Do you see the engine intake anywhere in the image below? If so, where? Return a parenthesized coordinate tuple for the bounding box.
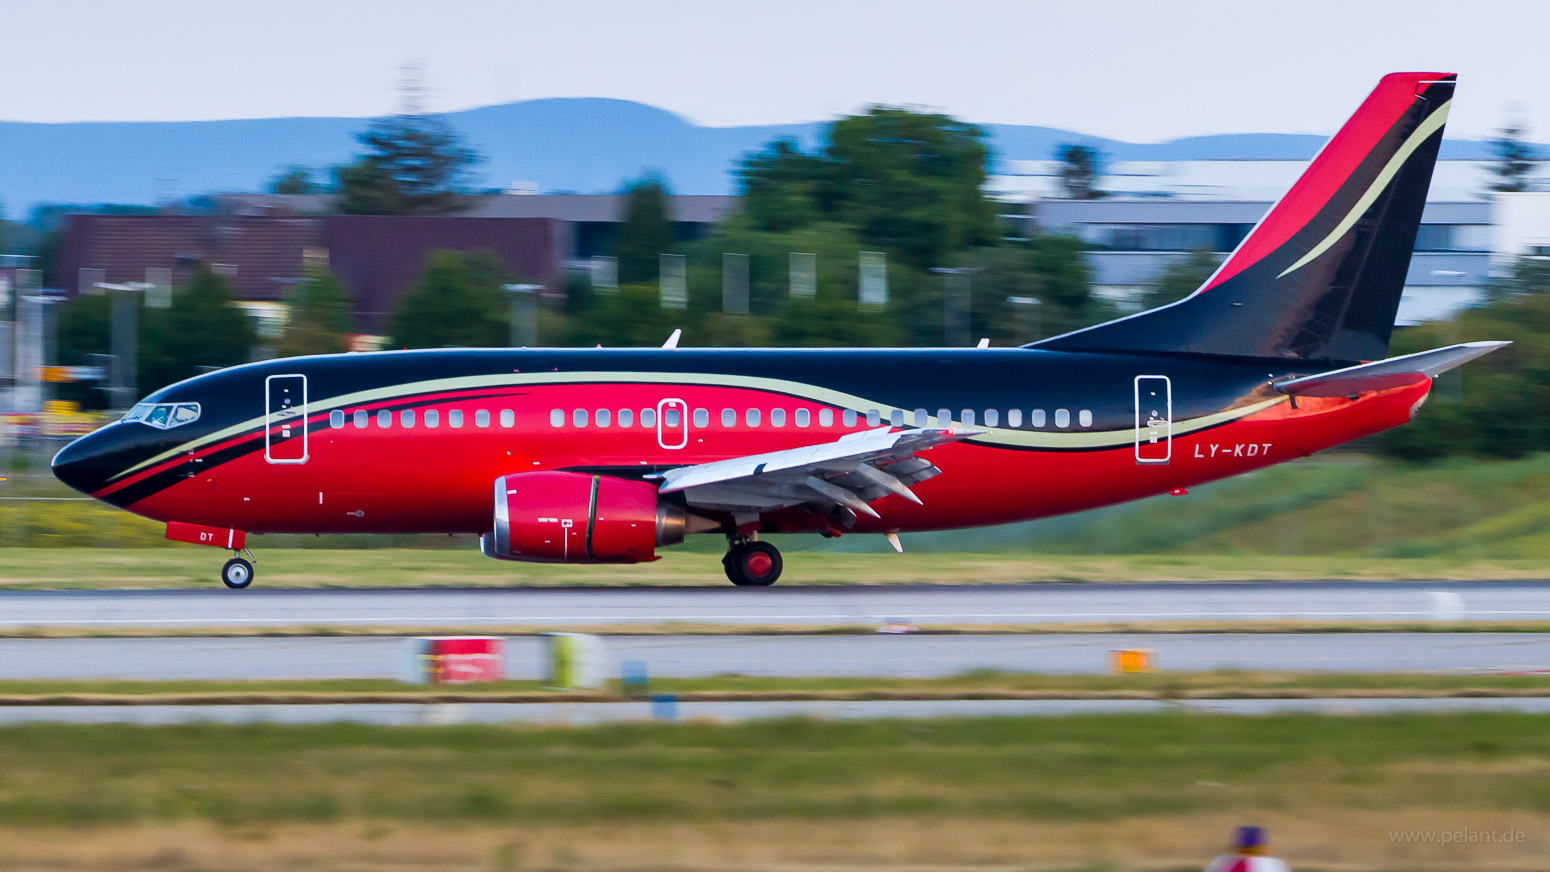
(480, 471, 686, 563)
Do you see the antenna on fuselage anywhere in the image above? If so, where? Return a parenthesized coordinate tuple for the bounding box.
(662, 329, 682, 350)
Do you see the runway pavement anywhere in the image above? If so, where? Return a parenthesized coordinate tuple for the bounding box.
(1, 581, 1548, 629)
(4, 632, 1550, 681)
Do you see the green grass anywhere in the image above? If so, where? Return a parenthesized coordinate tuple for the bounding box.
(1, 670, 1549, 701)
(0, 712, 1546, 828)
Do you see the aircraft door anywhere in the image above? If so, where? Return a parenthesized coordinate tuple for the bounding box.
(656, 398, 688, 450)
(1134, 375, 1171, 464)
(265, 374, 309, 464)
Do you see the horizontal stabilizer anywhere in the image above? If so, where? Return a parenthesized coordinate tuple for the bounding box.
(1273, 341, 1509, 398)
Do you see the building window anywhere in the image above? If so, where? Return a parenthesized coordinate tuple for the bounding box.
(353, 410, 368, 429)
(1007, 409, 1023, 428)
(796, 408, 811, 427)
(1079, 409, 1093, 428)
(722, 408, 736, 427)
(597, 409, 611, 428)
(572, 409, 587, 428)
(618, 408, 633, 428)
(985, 409, 999, 427)
(500, 409, 515, 428)
(449, 410, 463, 428)
(771, 408, 787, 428)
(425, 410, 439, 428)
(476, 410, 491, 428)
(693, 408, 708, 428)
(377, 410, 391, 428)
(746, 408, 761, 427)
(550, 409, 564, 428)
(1055, 409, 1071, 428)
(818, 408, 833, 427)
(1031, 409, 1046, 428)
(329, 409, 345, 429)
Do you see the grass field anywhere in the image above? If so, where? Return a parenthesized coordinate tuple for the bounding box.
(4, 546, 1550, 590)
(0, 713, 1546, 870)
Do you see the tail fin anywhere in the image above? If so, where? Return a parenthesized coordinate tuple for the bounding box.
(1032, 72, 1456, 363)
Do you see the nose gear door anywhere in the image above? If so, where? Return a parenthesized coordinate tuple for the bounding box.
(265, 374, 309, 464)
(1134, 375, 1171, 465)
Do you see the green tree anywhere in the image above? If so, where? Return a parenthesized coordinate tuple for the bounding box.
(616, 175, 674, 285)
(1485, 255, 1550, 301)
(55, 292, 113, 409)
(268, 166, 321, 195)
(739, 138, 825, 232)
(335, 111, 480, 215)
(139, 269, 257, 394)
(1140, 248, 1221, 311)
(387, 250, 508, 349)
(1488, 121, 1539, 193)
(277, 268, 353, 357)
(1056, 144, 1105, 200)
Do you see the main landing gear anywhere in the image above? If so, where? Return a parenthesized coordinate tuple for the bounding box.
(723, 537, 782, 587)
(221, 551, 256, 589)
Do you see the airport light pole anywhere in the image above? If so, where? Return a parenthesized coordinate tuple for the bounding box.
(502, 283, 543, 347)
(95, 281, 153, 411)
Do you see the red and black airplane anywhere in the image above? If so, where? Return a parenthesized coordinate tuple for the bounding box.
(53, 72, 1505, 588)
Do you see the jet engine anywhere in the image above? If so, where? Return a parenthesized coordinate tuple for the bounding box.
(480, 471, 689, 563)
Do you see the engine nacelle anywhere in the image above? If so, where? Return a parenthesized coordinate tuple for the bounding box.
(480, 471, 686, 563)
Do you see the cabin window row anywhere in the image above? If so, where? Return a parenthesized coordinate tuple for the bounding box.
(329, 406, 1096, 432)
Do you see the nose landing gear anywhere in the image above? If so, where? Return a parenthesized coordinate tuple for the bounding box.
(723, 537, 782, 587)
(221, 550, 256, 589)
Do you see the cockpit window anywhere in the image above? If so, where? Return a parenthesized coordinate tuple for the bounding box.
(122, 402, 201, 430)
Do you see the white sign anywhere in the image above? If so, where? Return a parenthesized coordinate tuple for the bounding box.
(790, 252, 816, 298)
(859, 251, 888, 306)
(659, 254, 687, 309)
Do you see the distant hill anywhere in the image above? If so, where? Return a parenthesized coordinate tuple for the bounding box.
(0, 97, 1522, 215)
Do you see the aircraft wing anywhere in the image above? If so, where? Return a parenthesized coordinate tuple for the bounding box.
(1273, 341, 1510, 398)
(654, 426, 977, 517)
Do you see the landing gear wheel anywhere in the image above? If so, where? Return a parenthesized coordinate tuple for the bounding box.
(724, 541, 782, 587)
(221, 557, 254, 590)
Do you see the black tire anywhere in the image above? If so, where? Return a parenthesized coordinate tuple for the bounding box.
(725, 541, 782, 587)
(221, 557, 254, 590)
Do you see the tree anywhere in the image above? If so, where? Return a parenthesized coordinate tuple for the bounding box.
(1488, 121, 1539, 193)
(55, 292, 112, 409)
(1056, 144, 1105, 200)
(1140, 248, 1221, 311)
(1485, 253, 1550, 302)
(616, 175, 674, 285)
(387, 250, 508, 349)
(276, 267, 353, 357)
(739, 138, 825, 232)
(268, 166, 321, 195)
(139, 269, 258, 394)
(335, 112, 480, 215)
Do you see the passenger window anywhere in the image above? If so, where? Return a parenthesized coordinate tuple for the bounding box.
(377, 410, 391, 428)
(353, 410, 368, 429)
(722, 408, 736, 427)
(618, 409, 633, 428)
(550, 409, 564, 428)
(889, 409, 904, 428)
(500, 410, 515, 428)
(572, 409, 587, 427)
(425, 410, 439, 428)
(960, 409, 976, 426)
(449, 410, 463, 428)
(1079, 409, 1093, 428)
(937, 409, 952, 427)
(914, 408, 928, 427)
(818, 408, 833, 427)
(1007, 409, 1023, 428)
(866, 409, 881, 427)
(1055, 409, 1071, 428)
(664, 408, 680, 427)
(843, 409, 857, 427)
(597, 409, 612, 428)
(746, 408, 761, 427)
(329, 409, 345, 429)
(796, 408, 811, 427)
(1031, 409, 1046, 428)
(476, 409, 491, 428)
(771, 408, 786, 428)
(641, 408, 656, 427)
(693, 408, 708, 428)
(985, 409, 999, 427)
(401, 409, 416, 428)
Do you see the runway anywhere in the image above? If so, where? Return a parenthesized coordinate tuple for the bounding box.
(1, 581, 1547, 629)
(4, 632, 1550, 681)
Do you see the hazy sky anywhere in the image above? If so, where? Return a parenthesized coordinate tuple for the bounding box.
(6, 0, 1547, 141)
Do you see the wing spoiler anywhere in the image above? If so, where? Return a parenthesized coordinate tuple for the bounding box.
(1273, 341, 1510, 398)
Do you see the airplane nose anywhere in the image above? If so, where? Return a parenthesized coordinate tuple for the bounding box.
(51, 429, 117, 495)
